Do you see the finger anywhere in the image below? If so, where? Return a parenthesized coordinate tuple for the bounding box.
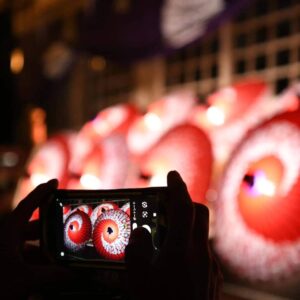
(208, 254, 223, 300)
(125, 227, 153, 268)
(24, 220, 40, 241)
(125, 227, 153, 300)
(164, 171, 194, 254)
(11, 179, 58, 227)
(188, 204, 212, 299)
(193, 203, 209, 253)
(167, 170, 192, 208)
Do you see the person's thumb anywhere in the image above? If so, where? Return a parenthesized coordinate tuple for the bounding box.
(125, 227, 153, 300)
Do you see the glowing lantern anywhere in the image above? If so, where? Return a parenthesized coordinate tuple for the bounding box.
(69, 130, 95, 177)
(64, 210, 92, 252)
(190, 80, 270, 164)
(273, 83, 300, 114)
(69, 104, 137, 174)
(121, 202, 130, 216)
(214, 109, 300, 281)
(13, 133, 73, 220)
(93, 209, 131, 260)
(141, 124, 213, 203)
(63, 205, 72, 222)
(207, 81, 267, 123)
(90, 202, 119, 225)
(68, 135, 129, 190)
(72, 145, 104, 189)
(127, 90, 196, 156)
(74, 205, 93, 217)
(27, 135, 71, 188)
(78, 103, 138, 142)
(92, 103, 138, 137)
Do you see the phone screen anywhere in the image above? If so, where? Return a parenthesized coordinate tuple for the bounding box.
(54, 192, 160, 263)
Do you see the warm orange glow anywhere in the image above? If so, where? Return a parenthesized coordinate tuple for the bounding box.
(30, 108, 47, 145)
(10, 48, 24, 74)
(238, 155, 283, 210)
(89, 56, 106, 71)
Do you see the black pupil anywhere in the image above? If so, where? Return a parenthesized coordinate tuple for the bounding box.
(139, 172, 151, 180)
(107, 227, 113, 234)
(243, 174, 255, 187)
(70, 224, 74, 230)
(101, 208, 106, 213)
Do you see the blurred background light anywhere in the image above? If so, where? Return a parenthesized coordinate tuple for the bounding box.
(144, 112, 162, 131)
(80, 173, 102, 189)
(206, 106, 225, 126)
(10, 48, 24, 74)
(1, 151, 19, 167)
(89, 56, 106, 72)
(30, 108, 47, 145)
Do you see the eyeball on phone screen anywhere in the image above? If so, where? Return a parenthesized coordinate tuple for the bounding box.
(55, 192, 161, 264)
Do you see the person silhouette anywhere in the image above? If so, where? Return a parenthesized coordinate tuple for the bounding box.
(125, 171, 222, 300)
(0, 171, 221, 299)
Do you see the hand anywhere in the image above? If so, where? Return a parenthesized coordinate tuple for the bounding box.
(0, 179, 73, 299)
(125, 170, 222, 300)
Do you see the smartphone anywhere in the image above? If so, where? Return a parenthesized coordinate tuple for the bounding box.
(41, 187, 167, 269)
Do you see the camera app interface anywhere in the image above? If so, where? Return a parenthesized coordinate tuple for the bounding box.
(57, 194, 158, 262)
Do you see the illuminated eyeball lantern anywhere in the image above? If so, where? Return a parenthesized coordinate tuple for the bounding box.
(189, 104, 211, 129)
(141, 124, 213, 204)
(93, 209, 131, 260)
(96, 135, 130, 188)
(214, 110, 300, 281)
(73, 205, 93, 217)
(127, 90, 196, 156)
(64, 210, 92, 252)
(27, 134, 71, 187)
(63, 205, 72, 222)
(121, 202, 130, 216)
(68, 145, 104, 189)
(68, 131, 94, 175)
(97, 137, 128, 188)
(91, 103, 139, 138)
(68, 135, 130, 190)
(273, 83, 300, 114)
(208, 80, 269, 124)
(90, 202, 119, 225)
(69, 104, 137, 174)
(13, 133, 73, 220)
(191, 80, 270, 164)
